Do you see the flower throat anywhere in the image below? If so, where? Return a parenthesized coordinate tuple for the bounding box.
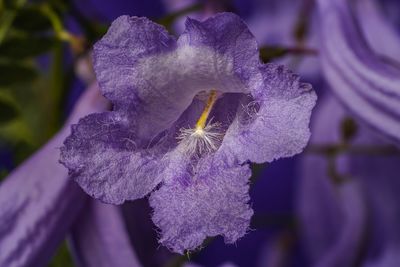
(177, 90, 224, 156)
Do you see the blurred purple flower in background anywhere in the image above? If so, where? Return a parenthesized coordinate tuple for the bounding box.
(297, 0, 400, 266)
(298, 93, 400, 267)
(0, 85, 110, 266)
(0, 84, 147, 267)
(317, 0, 400, 143)
(70, 200, 142, 267)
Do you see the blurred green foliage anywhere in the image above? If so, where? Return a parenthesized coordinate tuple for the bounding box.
(0, 35, 57, 59)
(0, 95, 18, 123)
(0, 1, 87, 265)
(13, 6, 53, 32)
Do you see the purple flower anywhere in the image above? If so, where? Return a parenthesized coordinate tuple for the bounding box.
(69, 200, 142, 267)
(297, 95, 367, 267)
(297, 1, 400, 265)
(0, 85, 110, 267)
(297, 93, 400, 267)
(60, 13, 316, 253)
(316, 0, 400, 144)
(0, 84, 149, 267)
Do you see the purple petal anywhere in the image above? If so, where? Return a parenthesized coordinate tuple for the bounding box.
(221, 64, 317, 163)
(69, 200, 142, 267)
(60, 111, 167, 204)
(93, 15, 176, 107)
(149, 153, 253, 254)
(93, 13, 257, 141)
(317, 0, 400, 143)
(0, 84, 108, 267)
(178, 12, 262, 90)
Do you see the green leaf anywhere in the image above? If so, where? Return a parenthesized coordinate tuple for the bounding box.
(0, 35, 57, 59)
(0, 63, 38, 86)
(0, 98, 18, 124)
(0, 0, 28, 44)
(12, 7, 53, 32)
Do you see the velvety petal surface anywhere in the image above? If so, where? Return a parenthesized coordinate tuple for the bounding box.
(149, 152, 253, 254)
(178, 12, 262, 91)
(93, 15, 176, 106)
(70, 200, 142, 267)
(317, 0, 400, 143)
(60, 111, 167, 204)
(94, 13, 262, 140)
(0, 84, 107, 267)
(221, 64, 316, 164)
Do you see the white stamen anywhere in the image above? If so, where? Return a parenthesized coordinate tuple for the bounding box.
(177, 121, 224, 157)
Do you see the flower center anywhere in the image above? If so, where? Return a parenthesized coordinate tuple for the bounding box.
(177, 90, 223, 156)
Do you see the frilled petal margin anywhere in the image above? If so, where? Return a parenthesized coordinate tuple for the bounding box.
(297, 95, 367, 267)
(0, 84, 108, 267)
(221, 64, 316, 164)
(317, 0, 400, 144)
(93, 13, 259, 141)
(69, 200, 142, 267)
(60, 111, 165, 204)
(149, 152, 253, 253)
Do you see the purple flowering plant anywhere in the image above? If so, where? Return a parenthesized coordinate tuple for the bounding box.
(60, 13, 316, 253)
(3, 0, 400, 266)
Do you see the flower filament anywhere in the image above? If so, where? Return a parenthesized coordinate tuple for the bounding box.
(177, 90, 223, 156)
(195, 90, 218, 130)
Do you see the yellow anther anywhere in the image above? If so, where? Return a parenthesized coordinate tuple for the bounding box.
(195, 90, 218, 130)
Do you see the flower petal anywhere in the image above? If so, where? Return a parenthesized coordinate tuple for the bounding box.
(317, 0, 400, 143)
(149, 153, 253, 254)
(93, 15, 176, 106)
(60, 111, 167, 204)
(69, 200, 142, 267)
(221, 64, 316, 164)
(0, 84, 107, 267)
(94, 13, 260, 141)
(178, 12, 262, 91)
